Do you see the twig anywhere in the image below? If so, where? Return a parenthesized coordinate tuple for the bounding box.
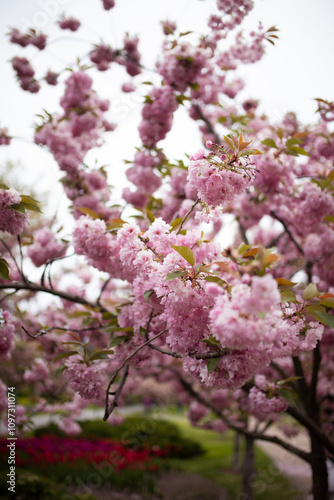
(105, 328, 168, 393)
(0, 281, 109, 312)
(176, 198, 200, 235)
(192, 104, 221, 144)
(97, 277, 112, 308)
(0, 239, 21, 278)
(270, 211, 304, 255)
(17, 235, 27, 282)
(104, 365, 129, 420)
(166, 366, 311, 462)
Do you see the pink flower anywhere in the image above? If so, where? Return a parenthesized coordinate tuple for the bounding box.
(0, 188, 27, 235)
(28, 228, 67, 267)
(58, 16, 81, 31)
(0, 310, 15, 360)
(64, 358, 104, 400)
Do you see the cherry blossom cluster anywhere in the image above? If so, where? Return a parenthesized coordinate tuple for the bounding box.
(157, 43, 209, 93)
(58, 16, 81, 31)
(187, 147, 257, 208)
(0, 127, 11, 146)
(123, 148, 165, 208)
(27, 228, 67, 267)
(9, 28, 47, 50)
(35, 71, 112, 177)
(90, 35, 141, 76)
(11, 56, 40, 93)
(102, 0, 115, 10)
(0, 310, 15, 360)
(64, 356, 105, 400)
(0, 187, 28, 235)
(139, 86, 178, 148)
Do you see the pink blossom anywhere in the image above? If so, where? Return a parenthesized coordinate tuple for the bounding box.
(45, 71, 58, 86)
(28, 228, 67, 267)
(24, 358, 49, 383)
(58, 16, 81, 31)
(121, 81, 135, 93)
(0, 127, 11, 146)
(0, 310, 15, 360)
(139, 86, 178, 148)
(0, 379, 7, 413)
(102, 0, 115, 10)
(65, 357, 104, 400)
(0, 188, 27, 235)
(58, 417, 82, 436)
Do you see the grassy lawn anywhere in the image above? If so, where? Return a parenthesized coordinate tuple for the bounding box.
(164, 415, 304, 500)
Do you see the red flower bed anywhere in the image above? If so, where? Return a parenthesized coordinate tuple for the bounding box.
(0, 436, 169, 470)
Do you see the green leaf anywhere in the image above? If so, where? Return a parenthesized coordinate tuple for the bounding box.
(143, 289, 154, 302)
(277, 376, 303, 386)
(223, 135, 235, 152)
(9, 203, 26, 214)
(106, 326, 134, 333)
(286, 137, 302, 147)
(307, 308, 334, 328)
(179, 31, 193, 37)
(238, 242, 252, 254)
(276, 278, 298, 289)
(170, 217, 183, 230)
(303, 283, 320, 300)
(324, 215, 334, 223)
(207, 357, 219, 374)
(0, 258, 10, 280)
(90, 349, 114, 361)
(109, 336, 128, 348)
(201, 335, 221, 348)
(204, 276, 227, 287)
(242, 149, 262, 156)
(280, 290, 299, 303)
(146, 208, 155, 223)
(286, 146, 308, 157)
(170, 244, 195, 267)
(165, 270, 184, 281)
(0, 183, 9, 190)
(320, 297, 334, 308)
(77, 207, 99, 219)
(277, 387, 299, 406)
(276, 128, 284, 140)
(262, 138, 278, 149)
(53, 350, 79, 362)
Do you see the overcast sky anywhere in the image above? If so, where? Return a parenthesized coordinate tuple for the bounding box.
(0, 0, 333, 203)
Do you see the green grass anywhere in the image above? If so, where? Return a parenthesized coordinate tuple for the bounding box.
(162, 416, 304, 500)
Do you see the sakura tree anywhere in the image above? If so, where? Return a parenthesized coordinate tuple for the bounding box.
(0, 1, 334, 499)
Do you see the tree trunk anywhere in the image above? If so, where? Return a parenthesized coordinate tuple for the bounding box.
(232, 432, 241, 471)
(309, 431, 329, 500)
(242, 434, 254, 500)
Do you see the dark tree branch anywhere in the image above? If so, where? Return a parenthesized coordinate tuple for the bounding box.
(292, 356, 309, 403)
(166, 366, 311, 462)
(310, 344, 321, 408)
(0, 281, 109, 312)
(192, 103, 221, 144)
(176, 198, 200, 235)
(104, 365, 129, 421)
(286, 404, 334, 454)
(270, 211, 305, 256)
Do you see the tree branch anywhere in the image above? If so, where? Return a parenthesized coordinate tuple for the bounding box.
(104, 365, 129, 421)
(270, 211, 305, 256)
(0, 281, 108, 312)
(176, 198, 200, 235)
(166, 366, 311, 462)
(286, 404, 334, 454)
(192, 104, 221, 144)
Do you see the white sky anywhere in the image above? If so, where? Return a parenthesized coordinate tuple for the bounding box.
(0, 0, 333, 206)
